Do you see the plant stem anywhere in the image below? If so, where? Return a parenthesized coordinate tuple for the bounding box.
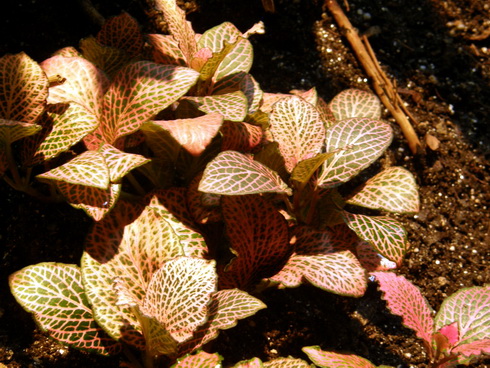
(323, 0, 422, 154)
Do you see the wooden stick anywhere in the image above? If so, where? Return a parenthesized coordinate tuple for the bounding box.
(324, 0, 422, 154)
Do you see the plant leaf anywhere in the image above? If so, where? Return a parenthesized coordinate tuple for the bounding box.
(270, 226, 367, 297)
(434, 285, 490, 347)
(82, 200, 185, 345)
(343, 212, 407, 265)
(233, 357, 264, 368)
(80, 36, 133, 77)
(97, 12, 143, 57)
(319, 118, 393, 188)
(220, 121, 264, 152)
(452, 339, 490, 357)
(303, 346, 377, 368)
(102, 61, 199, 143)
(347, 166, 419, 213)
(269, 96, 325, 172)
(141, 257, 217, 343)
(100, 143, 150, 182)
(219, 194, 291, 289)
(263, 357, 313, 367)
(150, 113, 224, 156)
(41, 55, 109, 117)
(23, 103, 99, 165)
(372, 271, 434, 347)
(172, 351, 223, 368)
(329, 89, 382, 120)
(197, 22, 243, 53)
(291, 153, 334, 189)
(154, 0, 197, 63)
(147, 34, 187, 66)
(199, 150, 292, 195)
(213, 37, 253, 82)
(0, 119, 41, 145)
(182, 91, 248, 122)
(355, 241, 397, 272)
(9, 263, 121, 355)
(0, 52, 48, 123)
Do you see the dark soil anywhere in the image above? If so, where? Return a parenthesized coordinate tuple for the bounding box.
(1, 0, 489, 367)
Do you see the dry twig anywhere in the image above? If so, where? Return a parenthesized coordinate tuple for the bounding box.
(324, 0, 422, 154)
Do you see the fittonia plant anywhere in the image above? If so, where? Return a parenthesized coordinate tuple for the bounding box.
(9, 193, 266, 366)
(6, 0, 423, 366)
(197, 88, 419, 296)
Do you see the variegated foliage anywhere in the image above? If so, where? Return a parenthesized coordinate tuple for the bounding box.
(373, 272, 490, 367)
(9, 194, 265, 362)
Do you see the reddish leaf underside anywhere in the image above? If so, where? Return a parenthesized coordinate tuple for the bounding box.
(372, 271, 434, 347)
(220, 194, 291, 290)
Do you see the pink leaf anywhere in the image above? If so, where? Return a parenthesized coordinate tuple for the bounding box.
(303, 346, 377, 368)
(438, 322, 460, 346)
(173, 351, 223, 368)
(452, 339, 490, 357)
(372, 271, 434, 347)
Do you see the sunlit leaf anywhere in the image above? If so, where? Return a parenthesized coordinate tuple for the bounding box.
(199, 150, 292, 195)
(147, 34, 187, 66)
(182, 91, 248, 122)
(154, 0, 197, 63)
(303, 346, 377, 368)
(0, 52, 48, 123)
(41, 55, 109, 117)
(291, 153, 334, 189)
(434, 285, 490, 348)
(270, 226, 367, 297)
(9, 263, 121, 355)
(219, 194, 290, 290)
(23, 103, 99, 165)
(347, 166, 419, 213)
(318, 118, 393, 188)
(343, 212, 408, 265)
(172, 351, 223, 368)
(329, 89, 382, 120)
(100, 143, 150, 182)
(372, 271, 434, 347)
(269, 96, 325, 172)
(197, 22, 243, 53)
(150, 113, 223, 156)
(102, 61, 199, 143)
(141, 257, 216, 343)
(82, 202, 184, 346)
(263, 357, 312, 367)
(233, 357, 263, 368)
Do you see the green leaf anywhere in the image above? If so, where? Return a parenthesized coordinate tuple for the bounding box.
(199, 150, 292, 195)
(347, 166, 419, 213)
(329, 89, 382, 120)
(37, 150, 109, 189)
(172, 351, 223, 368)
(9, 263, 121, 355)
(291, 153, 334, 189)
(435, 285, 490, 347)
(270, 96, 325, 172)
(0, 52, 48, 123)
(343, 212, 408, 265)
(318, 117, 393, 188)
(263, 357, 313, 367)
(102, 61, 199, 143)
(197, 22, 243, 52)
(182, 91, 248, 122)
(100, 143, 150, 183)
(303, 346, 378, 368)
(23, 103, 99, 166)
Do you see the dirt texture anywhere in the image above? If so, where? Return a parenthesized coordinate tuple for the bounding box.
(0, 0, 489, 367)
